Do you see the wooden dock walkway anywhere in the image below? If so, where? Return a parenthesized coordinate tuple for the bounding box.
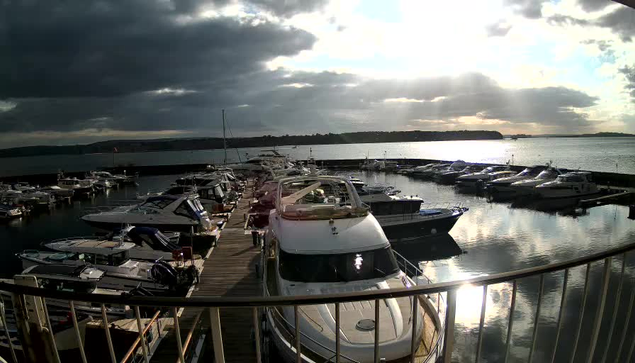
(152, 185, 262, 363)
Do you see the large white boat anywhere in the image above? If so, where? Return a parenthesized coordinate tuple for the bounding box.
(508, 167, 562, 196)
(456, 165, 515, 188)
(535, 171, 599, 199)
(18, 238, 199, 295)
(140, 184, 227, 213)
(486, 165, 548, 194)
(57, 177, 93, 196)
(81, 195, 213, 233)
(262, 176, 441, 362)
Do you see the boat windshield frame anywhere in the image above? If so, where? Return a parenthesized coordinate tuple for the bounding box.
(276, 177, 368, 220)
(278, 246, 400, 283)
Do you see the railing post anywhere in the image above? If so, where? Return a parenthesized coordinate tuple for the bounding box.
(410, 295, 419, 363)
(475, 285, 488, 363)
(587, 257, 611, 363)
(209, 307, 225, 363)
(69, 301, 87, 363)
(600, 254, 626, 363)
(0, 300, 19, 363)
(173, 307, 185, 363)
(374, 299, 380, 363)
(294, 305, 301, 363)
(528, 275, 544, 363)
(551, 269, 569, 363)
(134, 306, 150, 363)
(570, 263, 592, 363)
(503, 280, 517, 363)
(615, 290, 635, 361)
(253, 307, 262, 363)
(101, 304, 117, 363)
(443, 289, 457, 363)
(335, 303, 341, 363)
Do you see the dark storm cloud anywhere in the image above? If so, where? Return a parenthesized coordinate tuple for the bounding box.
(547, 5, 635, 42)
(596, 6, 635, 41)
(0, 0, 601, 146)
(0, 71, 597, 137)
(577, 0, 613, 12)
(0, 0, 315, 98)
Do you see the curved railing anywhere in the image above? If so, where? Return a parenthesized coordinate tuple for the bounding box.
(1, 241, 634, 363)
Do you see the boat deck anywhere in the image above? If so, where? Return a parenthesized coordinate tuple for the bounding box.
(152, 182, 261, 363)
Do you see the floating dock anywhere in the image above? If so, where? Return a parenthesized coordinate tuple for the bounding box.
(151, 182, 261, 362)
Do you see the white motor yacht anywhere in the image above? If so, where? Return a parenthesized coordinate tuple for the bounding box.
(456, 165, 514, 187)
(57, 177, 93, 196)
(262, 176, 441, 363)
(39, 185, 75, 199)
(535, 172, 599, 199)
(509, 167, 562, 196)
(18, 240, 198, 295)
(81, 194, 213, 233)
(486, 165, 548, 194)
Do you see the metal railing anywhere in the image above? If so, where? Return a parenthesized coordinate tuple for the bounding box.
(1, 241, 635, 363)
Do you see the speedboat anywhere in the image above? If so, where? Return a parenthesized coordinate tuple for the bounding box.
(39, 185, 75, 199)
(39, 227, 184, 262)
(486, 165, 548, 194)
(0, 265, 134, 352)
(0, 205, 22, 219)
(18, 240, 198, 295)
(2, 265, 132, 320)
(81, 195, 213, 233)
(139, 183, 227, 213)
(411, 163, 451, 179)
(361, 193, 466, 242)
(509, 167, 562, 196)
(435, 165, 483, 185)
(535, 172, 599, 199)
(262, 175, 442, 362)
(456, 165, 515, 188)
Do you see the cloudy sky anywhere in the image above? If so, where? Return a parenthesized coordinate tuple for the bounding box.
(0, 0, 634, 148)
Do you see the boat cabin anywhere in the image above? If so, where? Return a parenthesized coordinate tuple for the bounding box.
(21, 265, 104, 293)
(276, 177, 368, 220)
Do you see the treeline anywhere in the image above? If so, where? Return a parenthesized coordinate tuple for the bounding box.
(0, 130, 503, 158)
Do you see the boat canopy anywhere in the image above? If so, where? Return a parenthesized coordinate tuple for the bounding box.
(277, 177, 368, 220)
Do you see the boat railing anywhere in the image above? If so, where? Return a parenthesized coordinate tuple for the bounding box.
(1, 241, 635, 362)
(266, 305, 360, 363)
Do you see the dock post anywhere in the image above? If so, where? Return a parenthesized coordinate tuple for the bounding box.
(629, 205, 634, 220)
(209, 307, 225, 363)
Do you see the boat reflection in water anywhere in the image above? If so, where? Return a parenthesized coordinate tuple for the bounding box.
(391, 234, 463, 266)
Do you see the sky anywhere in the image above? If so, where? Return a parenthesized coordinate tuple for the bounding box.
(0, 0, 634, 148)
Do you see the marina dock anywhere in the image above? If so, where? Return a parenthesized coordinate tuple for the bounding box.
(152, 184, 261, 362)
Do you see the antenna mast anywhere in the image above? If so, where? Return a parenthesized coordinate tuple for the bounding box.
(222, 109, 227, 165)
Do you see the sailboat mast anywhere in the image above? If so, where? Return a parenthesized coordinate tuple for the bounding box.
(222, 109, 227, 165)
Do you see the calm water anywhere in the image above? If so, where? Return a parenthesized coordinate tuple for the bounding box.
(1, 172, 634, 362)
(2, 137, 634, 177)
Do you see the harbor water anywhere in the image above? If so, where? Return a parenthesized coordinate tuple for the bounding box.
(1, 169, 634, 362)
(1, 136, 634, 177)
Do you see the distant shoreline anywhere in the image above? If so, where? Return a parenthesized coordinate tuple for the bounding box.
(0, 130, 503, 159)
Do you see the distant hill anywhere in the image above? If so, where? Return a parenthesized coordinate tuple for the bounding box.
(535, 132, 635, 138)
(0, 130, 503, 158)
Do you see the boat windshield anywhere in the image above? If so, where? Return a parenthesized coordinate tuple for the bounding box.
(278, 247, 400, 283)
(557, 174, 586, 183)
(535, 169, 558, 179)
(518, 167, 543, 177)
(279, 179, 367, 220)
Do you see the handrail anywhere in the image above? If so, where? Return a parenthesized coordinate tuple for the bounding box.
(2, 241, 635, 307)
(121, 310, 162, 363)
